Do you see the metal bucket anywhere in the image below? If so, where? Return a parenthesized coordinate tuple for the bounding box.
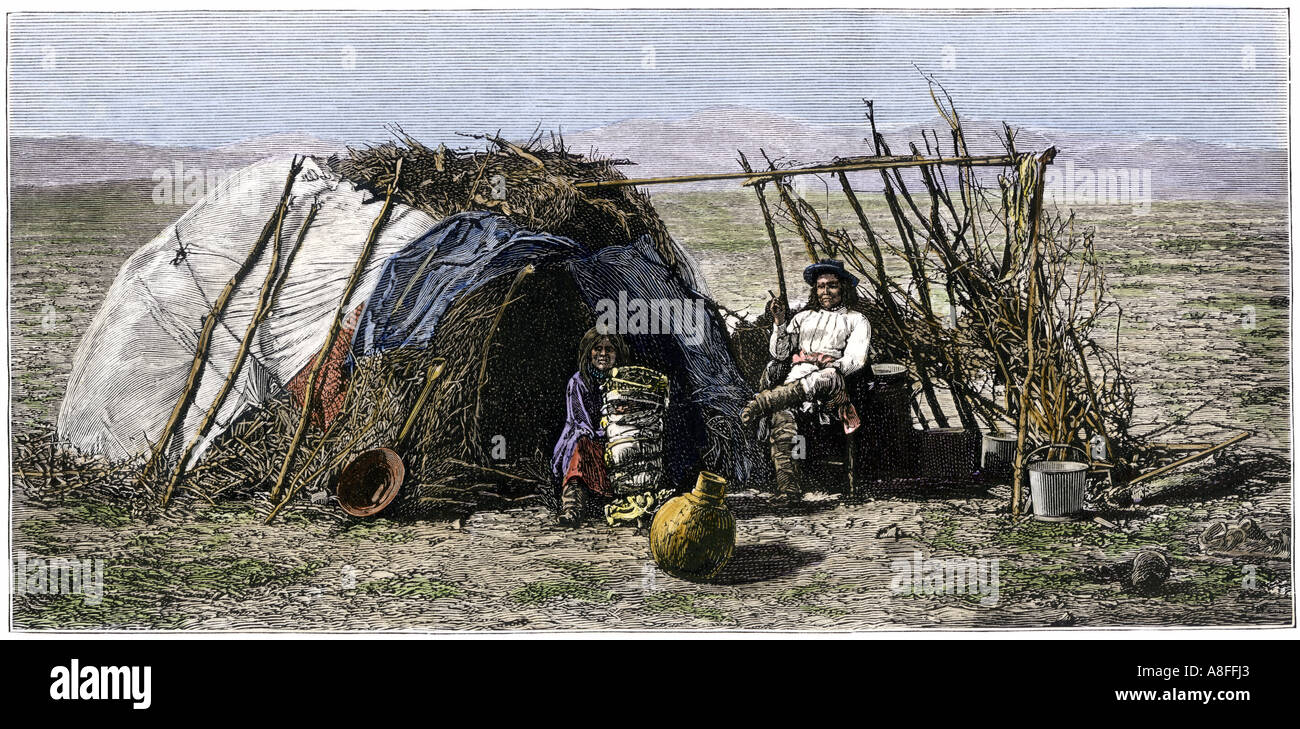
(337, 448, 405, 517)
(1026, 444, 1088, 521)
(981, 432, 1018, 480)
(1028, 461, 1087, 521)
(1024, 441, 1086, 519)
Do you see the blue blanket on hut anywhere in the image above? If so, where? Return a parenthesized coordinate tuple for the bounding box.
(348, 211, 762, 487)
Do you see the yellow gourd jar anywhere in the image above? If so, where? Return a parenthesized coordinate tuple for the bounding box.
(649, 471, 736, 581)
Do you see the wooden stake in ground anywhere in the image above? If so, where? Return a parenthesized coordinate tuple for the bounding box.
(268, 157, 404, 505)
(138, 156, 304, 490)
(399, 360, 448, 445)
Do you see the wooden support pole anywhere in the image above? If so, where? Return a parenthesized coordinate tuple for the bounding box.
(274, 402, 347, 506)
(836, 172, 912, 332)
(1012, 151, 1054, 518)
(756, 184, 790, 303)
(573, 153, 1018, 190)
(138, 156, 304, 489)
(272, 413, 379, 517)
(398, 360, 448, 446)
(861, 107, 952, 429)
(837, 169, 948, 428)
(740, 152, 788, 306)
(162, 199, 318, 505)
(265, 359, 447, 525)
(268, 157, 404, 504)
(767, 172, 820, 263)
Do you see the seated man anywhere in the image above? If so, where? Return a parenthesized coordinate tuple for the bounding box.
(741, 259, 871, 505)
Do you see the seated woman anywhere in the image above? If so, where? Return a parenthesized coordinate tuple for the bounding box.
(551, 327, 630, 527)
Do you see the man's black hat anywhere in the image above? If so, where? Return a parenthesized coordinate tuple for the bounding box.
(803, 259, 860, 288)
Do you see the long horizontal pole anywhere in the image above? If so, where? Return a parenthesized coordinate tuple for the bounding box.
(573, 153, 1022, 189)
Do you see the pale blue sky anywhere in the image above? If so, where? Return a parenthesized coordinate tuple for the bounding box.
(7, 9, 1289, 148)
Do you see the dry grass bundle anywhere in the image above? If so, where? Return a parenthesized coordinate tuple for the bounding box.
(331, 129, 678, 268)
(123, 393, 338, 511)
(381, 272, 559, 518)
(11, 425, 146, 507)
(265, 347, 431, 513)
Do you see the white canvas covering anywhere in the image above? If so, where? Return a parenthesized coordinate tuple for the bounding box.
(57, 156, 439, 466)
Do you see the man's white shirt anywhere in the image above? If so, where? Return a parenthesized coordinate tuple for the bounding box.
(769, 305, 872, 377)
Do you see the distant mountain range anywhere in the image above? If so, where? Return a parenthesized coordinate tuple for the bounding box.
(8, 133, 349, 188)
(9, 106, 1286, 199)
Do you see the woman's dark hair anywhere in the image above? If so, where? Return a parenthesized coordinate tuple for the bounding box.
(803, 273, 861, 312)
(577, 327, 630, 386)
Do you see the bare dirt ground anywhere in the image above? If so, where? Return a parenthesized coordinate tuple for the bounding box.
(8, 183, 1292, 631)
